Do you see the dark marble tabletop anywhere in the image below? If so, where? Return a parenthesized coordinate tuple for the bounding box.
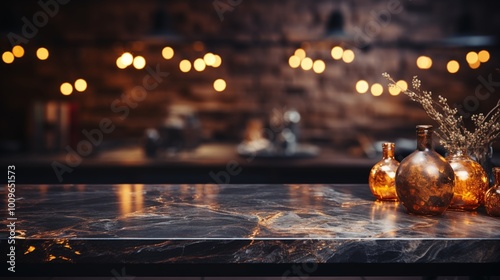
(1, 184, 499, 276)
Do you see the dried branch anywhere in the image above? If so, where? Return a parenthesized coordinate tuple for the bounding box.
(382, 72, 500, 156)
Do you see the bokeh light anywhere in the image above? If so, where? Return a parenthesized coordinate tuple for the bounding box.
(289, 55, 300, 68)
(133, 56, 146, 69)
(179, 59, 191, 72)
(212, 54, 222, 68)
(469, 60, 480, 69)
(447, 60, 460, 74)
(478, 50, 490, 63)
(371, 83, 383, 96)
(12, 45, 24, 58)
(331, 46, 343, 60)
(204, 53, 216, 66)
(356, 80, 369, 94)
(121, 52, 133, 66)
(388, 85, 400, 96)
(2, 52, 14, 64)
(312, 60, 325, 73)
(396, 80, 408, 91)
(300, 57, 313, 70)
(60, 82, 73, 96)
(194, 58, 206, 71)
(466, 51, 478, 64)
(36, 47, 49, 60)
(416, 56, 432, 69)
(342, 49, 355, 63)
(116, 57, 127, 69)
(213, 79, 226, 92)
(74, 79, 87, 92)
(294, 48, 306, 60)
(162, 46, 174, 60)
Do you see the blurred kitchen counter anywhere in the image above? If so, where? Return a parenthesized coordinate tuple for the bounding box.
(96, 143, 377, 166)
(0, 143, 394, 184)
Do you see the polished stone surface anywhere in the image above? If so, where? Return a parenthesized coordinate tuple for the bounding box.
(1, 184, 499, 264)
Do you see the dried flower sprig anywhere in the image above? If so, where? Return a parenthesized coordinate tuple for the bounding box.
(382, 72, 500, 158)
(468, 99, 500, 160)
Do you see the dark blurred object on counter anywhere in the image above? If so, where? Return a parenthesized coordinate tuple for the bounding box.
(237, 108, 319, 159)
(143, 105, 200, 157)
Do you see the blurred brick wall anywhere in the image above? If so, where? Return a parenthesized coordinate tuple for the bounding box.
(1, 0, 499, 150)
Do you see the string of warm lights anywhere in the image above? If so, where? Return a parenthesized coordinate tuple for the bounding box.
(416, 50, 490, 73)
(59, 79, 87, 96)
(359, 49, 490, 97)
(288, 45, 355, 74)
(179, 53, 222, 73)
(0, 44, 84, 96)
(284, 44, 492, 97)
(2, 45, 49, 63)
(177, 49, 224, 92)
(115, 45, 226, 92)
(2, 43, 229, 95)
(356, 79, 408, 97)
(3, 41, 490, 97)
(116, 52, 146, 70)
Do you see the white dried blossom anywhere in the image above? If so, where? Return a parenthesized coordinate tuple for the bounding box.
(383, 73, 500, 157)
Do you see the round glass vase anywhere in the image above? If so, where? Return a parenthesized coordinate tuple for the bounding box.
(395, 125, 455, 216)
(485, 167, 500, 217)
(446, 149, 489, 211)
(369, 142, 399, 201)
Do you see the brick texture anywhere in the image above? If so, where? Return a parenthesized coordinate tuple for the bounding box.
(0, 0, 499, 151)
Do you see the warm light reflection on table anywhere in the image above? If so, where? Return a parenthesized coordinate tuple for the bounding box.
(117, 184, 144, 216)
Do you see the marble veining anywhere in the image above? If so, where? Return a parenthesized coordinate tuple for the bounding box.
(1, 184, 499, 263)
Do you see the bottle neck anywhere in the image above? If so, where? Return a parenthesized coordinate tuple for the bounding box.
(494, 168, 500, 187)
(382, 143, 395, 159)
(416, 126, 433, 151)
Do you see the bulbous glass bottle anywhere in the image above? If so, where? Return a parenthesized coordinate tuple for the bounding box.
(369, 142, 399, 201)
(485, 167, 500, 217)
(446, 149, 489, 211)
(395, 125, 455, 215)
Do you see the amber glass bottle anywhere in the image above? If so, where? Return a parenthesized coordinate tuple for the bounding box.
(369, 142, 399, 201)
(446, 149, 489, 211)
(395, 125, 455, 215)
(485, 167, 500, 217)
